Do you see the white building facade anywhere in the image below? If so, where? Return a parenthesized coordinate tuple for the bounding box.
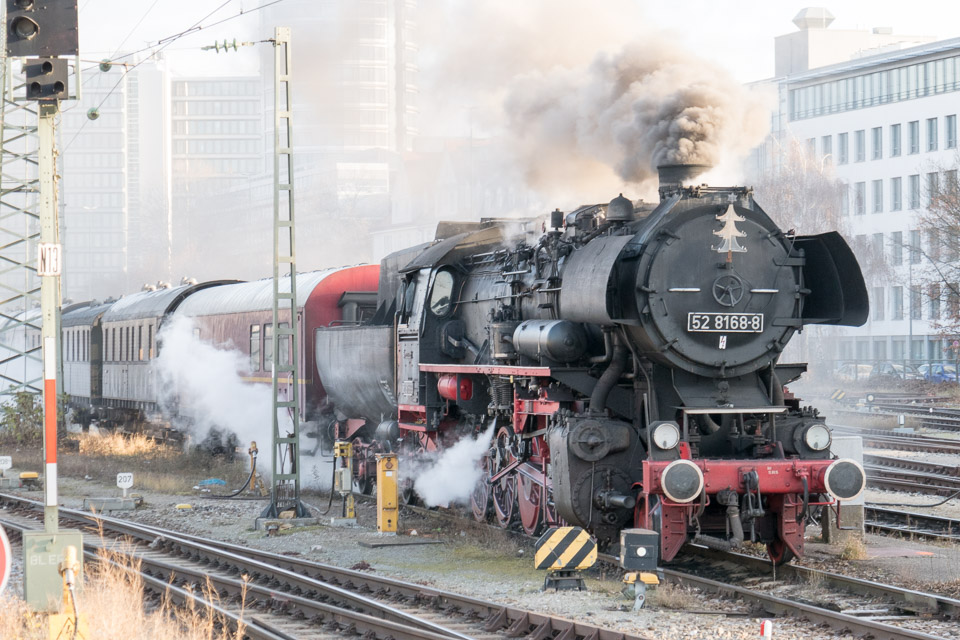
(762, 13, 960, 368)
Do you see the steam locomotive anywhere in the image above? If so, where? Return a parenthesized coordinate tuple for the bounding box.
(315, 163, 869, 565)
(59, 163, 868, 565)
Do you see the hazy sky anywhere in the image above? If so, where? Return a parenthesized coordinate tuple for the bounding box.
(76, 0, 960, 82)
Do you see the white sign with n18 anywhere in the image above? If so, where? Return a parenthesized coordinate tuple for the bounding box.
(0, 456, 11, 472)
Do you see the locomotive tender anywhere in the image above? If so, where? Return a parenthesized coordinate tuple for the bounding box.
(59, 163, 868, 565)
(316, 163, 869, 564)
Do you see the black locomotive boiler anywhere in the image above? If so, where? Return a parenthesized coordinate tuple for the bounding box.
(316, 163, 869, 564)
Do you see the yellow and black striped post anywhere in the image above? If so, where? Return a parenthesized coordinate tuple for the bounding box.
(830, 389, 846, 401)
(534, 526, 597, 591)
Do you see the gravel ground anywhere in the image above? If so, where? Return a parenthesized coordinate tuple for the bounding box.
(4, 462, 960, 639)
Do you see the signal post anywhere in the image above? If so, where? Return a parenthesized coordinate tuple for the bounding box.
(5, 0, 84, 612)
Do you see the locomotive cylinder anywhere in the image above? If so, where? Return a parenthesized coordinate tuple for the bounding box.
(513, 320, 588, 363)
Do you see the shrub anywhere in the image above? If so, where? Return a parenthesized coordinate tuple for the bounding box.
(0, 391, 43, 446)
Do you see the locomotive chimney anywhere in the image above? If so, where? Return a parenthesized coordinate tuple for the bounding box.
(657, 164, 711, 198)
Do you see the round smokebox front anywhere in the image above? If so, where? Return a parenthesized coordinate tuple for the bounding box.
(635, 205, 798, 377)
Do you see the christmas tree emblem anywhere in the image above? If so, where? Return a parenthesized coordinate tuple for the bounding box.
(713, 204, 747, 255)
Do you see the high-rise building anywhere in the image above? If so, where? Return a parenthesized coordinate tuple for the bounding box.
(169, 76, 265, 280)
(755, 9, 960, 368)
(60, 59, 172, 302)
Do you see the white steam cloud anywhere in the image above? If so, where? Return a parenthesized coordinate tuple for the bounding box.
(412, 426, 494, 507)
(154, 315, 274, 450)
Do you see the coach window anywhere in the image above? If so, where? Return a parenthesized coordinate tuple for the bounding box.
(148, 325, 153, 359)
(279, 322, 290, 367)
(250, 325, 260, 371)
(138, 326, 143, 361)
(264, 324, 274, 367)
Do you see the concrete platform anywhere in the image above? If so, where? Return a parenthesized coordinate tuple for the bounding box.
(82, 497, 137, 513)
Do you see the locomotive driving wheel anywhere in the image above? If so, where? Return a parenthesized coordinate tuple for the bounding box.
(517, 473, 543, 536)
(471, 452, 491, 522)
(491, 426, 518, 529)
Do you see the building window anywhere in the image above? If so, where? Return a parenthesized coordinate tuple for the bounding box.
(854, 129, 865, 162)
(947, 169, 959, 194)
(927, 117, 939, 151)
(910, 229, 922, 264)
(891, 123, 901, 156)
(872, 232, 884, 260)
(908, 120, 919, 153)
(840, 183, 849, 215)
(911, 287, 922, 320)
(891, 176, 902, 211)
(872, 179, 883, 213)
(872, 287, 885, 321)
(854, 181, 865, 215)
(874, 340, 887, 361)
(821, 135, 832, 163)
(838, 132, 848, 164)
(892, 286, 904, 320)
(927, 171, 940, 207)
(249, 325, 260, 371)
(930, 283, 942, 320)
(928, 229, 941, 262)
(947, 114, 957, 149)
(909, 174, 920, 209)
(806, 138, 816, 156)
(871, 126, 882, 159)
(891, 231, 903, 264)
(950, 285, 960, 318)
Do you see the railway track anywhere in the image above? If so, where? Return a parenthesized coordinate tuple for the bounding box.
(831, 425, 960, 454)
(657, 545, 960, 640)
(865, 506, 960, 543)
(376, 496, 960, 639)
(0, 493, 649, 640)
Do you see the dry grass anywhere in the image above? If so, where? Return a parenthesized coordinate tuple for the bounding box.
(648, 582, 700, 610)
(839, 536, 869, 561)
(53, 433, 249, 494)
(2, 543, 249, 640)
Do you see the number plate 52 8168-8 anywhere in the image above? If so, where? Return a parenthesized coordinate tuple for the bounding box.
(687, 312, 763, 333)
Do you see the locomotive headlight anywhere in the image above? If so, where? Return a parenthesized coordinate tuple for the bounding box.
(651, 421, 680, 450)
(660, 459, 704, 504)
(803, 424, 832, 451)
(823, 458, 866, 502)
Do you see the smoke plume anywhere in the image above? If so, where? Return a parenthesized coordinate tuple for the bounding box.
(154, 315, 276, 451)
(421, 0, 771, 200)
(412, 426, 494, 507)
(503, 40, 771, 193)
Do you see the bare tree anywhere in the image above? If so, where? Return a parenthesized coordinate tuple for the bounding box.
(912, 156, 960, 337)
(752, 139, 886, 372)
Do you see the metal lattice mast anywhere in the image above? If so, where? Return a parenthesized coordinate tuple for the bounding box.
(262, 26, 308, 518)
(0, 19, 42, 398)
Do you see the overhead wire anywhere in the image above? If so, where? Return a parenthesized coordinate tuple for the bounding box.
(64, 0, 288, 150)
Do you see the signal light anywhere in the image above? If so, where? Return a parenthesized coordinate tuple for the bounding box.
(11, 15, 38, 39)
(5, 0, 79, 58)
(24, 57, 68, 101)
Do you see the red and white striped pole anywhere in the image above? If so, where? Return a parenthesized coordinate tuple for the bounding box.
(38, 103, 61, 534)
(760, 619, 774, 639)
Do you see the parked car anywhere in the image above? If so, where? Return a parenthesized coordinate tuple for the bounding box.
(834, 363, 873, 382)
(918, 363, 960, 384)
(869, 362, 922, 382)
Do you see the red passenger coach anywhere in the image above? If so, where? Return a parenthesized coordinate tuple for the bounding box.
(176, 266, 380, 428)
